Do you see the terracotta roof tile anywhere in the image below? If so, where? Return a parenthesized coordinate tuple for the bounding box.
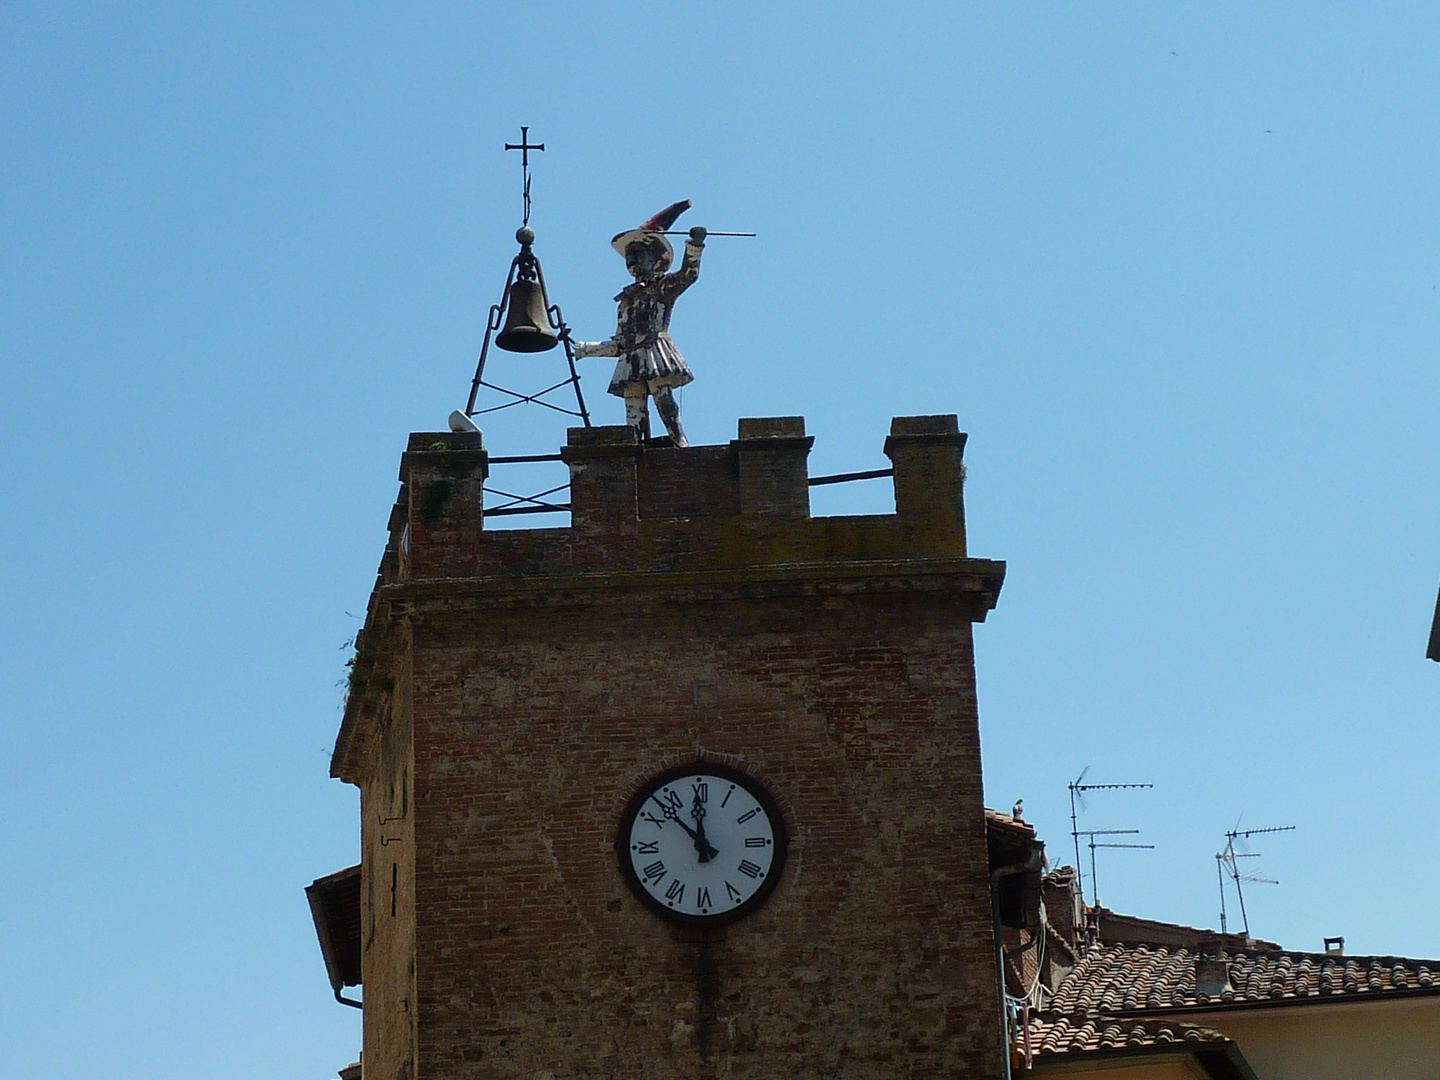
(1024, 1011, 1229, 1056)
(1050, 944, 1440, 1014)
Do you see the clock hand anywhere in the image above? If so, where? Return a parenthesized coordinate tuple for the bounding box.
(672, 804, 719, 861)
(691, 797, 717, 863)
(647, 795, 720, 861)
(650, 795, 703, 842)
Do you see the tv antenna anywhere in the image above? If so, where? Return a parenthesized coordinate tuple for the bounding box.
(1216, 822, 1294, 938)
(1075, 829, 1154, 907)
(1068, 767, 1154, 901)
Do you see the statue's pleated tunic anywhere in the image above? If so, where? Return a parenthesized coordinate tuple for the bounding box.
(574, 236, 703, 397)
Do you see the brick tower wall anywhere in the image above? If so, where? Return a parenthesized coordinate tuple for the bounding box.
(334, 416, 1007, 1080)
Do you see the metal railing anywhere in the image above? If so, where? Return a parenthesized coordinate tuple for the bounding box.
(478, 463, 895, 518)
(808, 467, 893, 487)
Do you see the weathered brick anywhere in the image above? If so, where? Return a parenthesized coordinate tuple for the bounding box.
(332, 415, 1007, 1080)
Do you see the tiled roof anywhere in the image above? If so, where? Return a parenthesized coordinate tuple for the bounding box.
(306, 864, 362, 991)
(985, 808, 1034, 834)
(1051, 943, 1440, 1014)
(1024, 1011, 1229, 1055)
(1089, 906, 1277, 952)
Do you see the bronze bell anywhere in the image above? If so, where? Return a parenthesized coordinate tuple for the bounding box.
(495, 278, 559, 353)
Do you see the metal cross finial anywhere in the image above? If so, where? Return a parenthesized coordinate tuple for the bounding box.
(504, 126, 545, 226)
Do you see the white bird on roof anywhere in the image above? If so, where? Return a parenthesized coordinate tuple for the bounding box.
(1012, 799, 1024, 821)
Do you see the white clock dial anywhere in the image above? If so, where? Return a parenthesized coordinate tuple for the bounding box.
(617, 764, 787, 926)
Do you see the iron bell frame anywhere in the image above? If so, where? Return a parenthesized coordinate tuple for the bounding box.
(464, 225, 591, 428)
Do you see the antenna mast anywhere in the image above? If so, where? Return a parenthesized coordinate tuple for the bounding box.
(1075, 829, 1155, 907)
(1068, 768, 1153, 901)
(1216, 824, 1295, 938)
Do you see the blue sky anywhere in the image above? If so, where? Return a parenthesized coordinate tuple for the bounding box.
(4, 4, 1440, 1077)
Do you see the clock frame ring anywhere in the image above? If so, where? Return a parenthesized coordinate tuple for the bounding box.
(614, 760, 789, 928)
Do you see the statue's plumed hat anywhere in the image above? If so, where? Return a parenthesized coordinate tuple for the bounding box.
(611, 199, 692, 265)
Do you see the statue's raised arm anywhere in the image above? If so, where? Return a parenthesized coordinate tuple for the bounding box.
(661, 226, 706, 298)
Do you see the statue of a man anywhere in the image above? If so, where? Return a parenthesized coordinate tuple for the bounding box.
(571, 200, 705, 447)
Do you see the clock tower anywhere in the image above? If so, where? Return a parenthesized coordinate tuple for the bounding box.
(327, 413, 1007, 1079)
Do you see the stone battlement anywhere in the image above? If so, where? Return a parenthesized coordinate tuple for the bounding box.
(387, 414, 977, 583)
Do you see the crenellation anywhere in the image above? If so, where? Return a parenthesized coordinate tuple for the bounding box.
(638, 444, 739, 519)
(400, 431, 488, 579)
(557, 424, 642, 558)
(883, 415, 968, 544)
(733, 415, 814, 520)
(393, 416, 975, 583)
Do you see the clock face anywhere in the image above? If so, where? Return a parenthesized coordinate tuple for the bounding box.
(616, 762, 787, 927)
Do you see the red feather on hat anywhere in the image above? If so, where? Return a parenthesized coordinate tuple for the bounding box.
(638, 200, 692, 233)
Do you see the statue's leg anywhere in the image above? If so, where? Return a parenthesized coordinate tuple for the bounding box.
(654, 388, 689, 448)
(624, 388, 651, 440)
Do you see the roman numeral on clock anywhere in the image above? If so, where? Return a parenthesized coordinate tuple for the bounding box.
(642, 860, 666, 884)
(744, 837, 768, 847)
(634, 841, 659, 854)
(725, 881, 742, 902)
(737, 807, 760, 824)
(696, 886, 711, 910)
(738, 859, 762, 879)
(665, 879, 685, 903)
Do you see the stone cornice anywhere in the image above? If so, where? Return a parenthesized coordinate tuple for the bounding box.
(381, 556, 1005, 614)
